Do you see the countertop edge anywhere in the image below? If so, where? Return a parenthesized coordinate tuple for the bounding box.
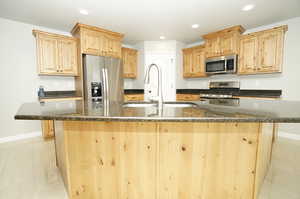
(14, 115, 300, 123)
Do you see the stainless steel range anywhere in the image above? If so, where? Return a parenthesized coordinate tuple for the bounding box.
(200, 81, 240, 99)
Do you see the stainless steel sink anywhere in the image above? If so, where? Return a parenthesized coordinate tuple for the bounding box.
(123, 102, 198, 108)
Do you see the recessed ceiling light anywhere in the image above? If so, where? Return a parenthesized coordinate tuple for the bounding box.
(242, 4, 255, 11)
(79, 9, 89, 15)
(160, 36, 165, 40)
(192, 24, 199, 29)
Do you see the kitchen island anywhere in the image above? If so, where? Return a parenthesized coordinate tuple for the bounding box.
(15, 99, 300, 199)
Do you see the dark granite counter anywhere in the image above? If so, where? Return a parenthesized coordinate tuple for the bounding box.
(39, 91, 82, 100)
(15, 98, 300, 123)
(125, 89, 282, 98)
(176, 89, 282, 98)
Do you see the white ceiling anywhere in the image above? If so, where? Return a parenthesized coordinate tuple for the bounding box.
(0, 0, 299, 45)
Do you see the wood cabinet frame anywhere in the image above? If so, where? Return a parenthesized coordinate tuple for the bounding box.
(33, 30, 79, 76)
(238, 25, 287, 75)
(122, 47, 138, 78)
(71, 23, 124, 58)
(182, 45, 207, 78)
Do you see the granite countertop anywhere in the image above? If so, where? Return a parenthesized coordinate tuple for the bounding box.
(39, 91, 82, 100)
(15, 98, 300, 123)
(176, 89, 282, 98)
(125, 89, 282, 98)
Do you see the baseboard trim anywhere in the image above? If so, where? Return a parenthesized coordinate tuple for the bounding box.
(278, 131, 300, 141)
(0, 131, 42, 144)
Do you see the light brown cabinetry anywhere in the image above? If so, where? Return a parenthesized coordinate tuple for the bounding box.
(41, 120, 54, 139)
(33, 30, 78, 76)
(238, 26, 287, 75)
(72, 23, 124, 58)
(122, 47, 138, 78)
(238, 35, 259, 74)
(176, 94, 200, 101)
(203, 25, 245, 58)
(182, 45, 206, 78)
(56, 121, 274, 199)
(124, 94, 144, 102)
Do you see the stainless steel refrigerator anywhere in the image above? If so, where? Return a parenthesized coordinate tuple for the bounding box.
(83, 55, 124, 105)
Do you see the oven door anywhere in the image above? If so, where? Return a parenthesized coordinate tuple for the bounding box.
(205, 59, 226, 74)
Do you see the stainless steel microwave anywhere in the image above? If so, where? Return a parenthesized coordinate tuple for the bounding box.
(205, 54, 237, 75)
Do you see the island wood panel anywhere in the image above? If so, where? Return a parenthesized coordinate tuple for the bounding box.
(254, 123, 274, 198)
(158, 122, 260, 199)
(55, 121, 274, 199)
(62, 121, 157, 199)
(54, 121, 72, 194)
(41, 120, 55, 139)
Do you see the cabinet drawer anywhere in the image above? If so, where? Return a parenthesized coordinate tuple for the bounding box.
(124, 94, 144, 102)
(176, 94, 200, 101)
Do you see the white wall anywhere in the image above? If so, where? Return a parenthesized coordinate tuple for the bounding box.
(144, 41, 177, 101)
(184, 17, 300, 101)
(175, 41, 187, 88)
(0, 17, 75, 138)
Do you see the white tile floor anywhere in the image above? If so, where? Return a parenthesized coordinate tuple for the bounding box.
(259, 136, 300, 199)
(0, 137, 68, 199)
(0, 134, 299, 199)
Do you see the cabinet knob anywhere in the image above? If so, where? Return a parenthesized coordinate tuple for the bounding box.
(56, 70, 59, 72)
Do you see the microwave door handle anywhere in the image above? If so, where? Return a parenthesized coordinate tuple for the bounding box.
(224, 58, 227, 72)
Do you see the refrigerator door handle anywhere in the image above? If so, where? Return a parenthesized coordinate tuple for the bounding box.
(102, 68, 107, 104)
(104, 68, 109, 102)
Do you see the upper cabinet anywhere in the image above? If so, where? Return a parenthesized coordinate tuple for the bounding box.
(122, 47, 138, 78)
(71, 23, 124, 58)
(182, 45, 206, 78)
(33, 30, 78, 76)
(203, 25, 245, 58)
(238, 25, 287, 75)
(238, 35, 258, 74)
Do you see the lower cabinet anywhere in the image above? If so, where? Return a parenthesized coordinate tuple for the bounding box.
(176, 94, 200, 101)
(41, 120, 55, 139)
(124, 94, 144, 102)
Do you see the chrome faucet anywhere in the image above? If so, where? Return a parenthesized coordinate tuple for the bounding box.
(144, 63, 163, 110)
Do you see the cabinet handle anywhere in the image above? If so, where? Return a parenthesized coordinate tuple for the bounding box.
(56, 69, 59, 72)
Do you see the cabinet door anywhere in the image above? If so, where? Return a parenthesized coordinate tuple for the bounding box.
(123, 48, 137, 78)
(82, 29, 101, 55)
(37, 36, 58, 74)
(205, 37, 220, 58)
(112, 38, 122, 58)
(192, 47, 206, 77)
(238, 35, 259, 74)
(58, 39, 78, 75)
(183, 49, 193, 77)
(258, 30, 283, 73)
(124, 94, 144, 101)
(176, 94, 200, 101)
(219, 33, 237, 55)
